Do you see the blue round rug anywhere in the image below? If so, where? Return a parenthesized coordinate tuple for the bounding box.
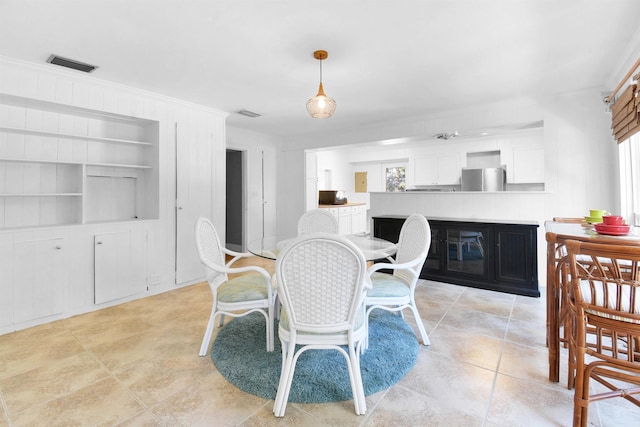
(211, 310, 419, 403)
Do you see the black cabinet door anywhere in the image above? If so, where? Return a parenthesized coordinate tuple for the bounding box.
(494, 226, 538, 296)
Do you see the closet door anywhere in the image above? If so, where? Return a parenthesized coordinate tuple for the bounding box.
(175, 112, 223, 285)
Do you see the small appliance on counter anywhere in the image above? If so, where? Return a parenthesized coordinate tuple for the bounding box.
(318, 190, 348, 205)
(461, 166, 506, 191)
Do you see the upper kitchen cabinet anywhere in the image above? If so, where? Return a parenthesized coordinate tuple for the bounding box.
(0, 93, 159, 229)
(414, 154, 459, 185)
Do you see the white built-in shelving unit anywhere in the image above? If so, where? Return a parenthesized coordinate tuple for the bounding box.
(0, 93, 159, 229)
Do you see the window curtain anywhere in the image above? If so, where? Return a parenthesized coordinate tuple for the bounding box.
(619, 133, 640, 226)
(611, 82, 640, 143)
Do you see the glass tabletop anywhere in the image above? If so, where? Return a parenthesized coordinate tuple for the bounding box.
(247, 233, 397, 261)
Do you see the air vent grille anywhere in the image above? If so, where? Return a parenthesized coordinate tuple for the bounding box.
(47, 55, 98, 73)
(236, 109, 261, 118)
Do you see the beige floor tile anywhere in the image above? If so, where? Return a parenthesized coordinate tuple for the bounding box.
(362, 384, 485, 426)
(498, 341, 550, 384)
(0, 330, 85, 379)
(115, 409, 163, 426)
(427, 323, 503, 371)
(10, 377, 144, 427)
(149, 371, 269, 427)
(486, 373, 576, 426)
(113, 349, 216, 406)
(438, 305, 509, 340)
(398, 351, 495, 421)
(0, 351, 108, 415)
(455, 287, 515, 318)
(505, 317, 547, 348)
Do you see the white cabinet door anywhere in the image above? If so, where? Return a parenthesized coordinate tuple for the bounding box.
(338, 206, 352, 235)
(414, 157, 437, 185)
(351, 205, 367, 234)
(13, 237, 65, 323)
(0, 234, 13, 326)
(94, 231, 146, 304)
(438, 154, 460, 184)
(414, 154, 459, 185)
(512, 147, 545, 183)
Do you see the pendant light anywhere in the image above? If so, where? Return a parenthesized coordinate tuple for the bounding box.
(306, 50, 336, 119)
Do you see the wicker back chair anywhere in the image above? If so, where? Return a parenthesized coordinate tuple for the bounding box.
(365, 214, 431, 346)
(566, 239, 640, 426)
(273, 233, 370, 417)
(195, 217, 275, 355)
(297, 208, 339, 234)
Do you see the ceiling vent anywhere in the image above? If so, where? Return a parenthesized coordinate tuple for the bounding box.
(46, 55, 98, 73)
(433, 131, 458, 140)
(236, 109, 261, 118)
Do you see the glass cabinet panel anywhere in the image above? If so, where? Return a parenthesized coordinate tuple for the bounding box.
(445, 228, 486, 277)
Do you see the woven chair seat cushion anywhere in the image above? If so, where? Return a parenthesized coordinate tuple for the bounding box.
(579, 279, 640, 324)
(367, 272, 411, 298)
(279, 307, 365, 334)
(218, 273, 270, 303)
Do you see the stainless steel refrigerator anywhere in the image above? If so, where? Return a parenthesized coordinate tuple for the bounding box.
(461, 167, 506, 191)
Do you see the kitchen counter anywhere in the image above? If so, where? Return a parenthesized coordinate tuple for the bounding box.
(373, 214, 539, 227)
(318, 202, 367, 208)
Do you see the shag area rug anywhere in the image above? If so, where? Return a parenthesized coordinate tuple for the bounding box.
(211, 310, 419, 403)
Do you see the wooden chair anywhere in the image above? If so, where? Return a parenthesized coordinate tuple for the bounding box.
(195, 217, 276, 355)
(552, 217, 585, 223)
(566, 240, 640, 426)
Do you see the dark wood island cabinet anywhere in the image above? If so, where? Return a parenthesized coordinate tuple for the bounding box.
(372, 215, 540, 297)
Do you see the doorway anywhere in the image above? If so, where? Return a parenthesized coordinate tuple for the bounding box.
(226, 149, 244, 252)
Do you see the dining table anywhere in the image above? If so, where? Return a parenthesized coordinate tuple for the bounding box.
(544, 220, 640, 384)
(247, 233, 397, 262)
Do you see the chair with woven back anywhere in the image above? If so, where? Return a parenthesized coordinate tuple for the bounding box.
(566, 239, 640, 426)
(194, 217, 276, 356)
(365, 213, 431, 347)
(297, 208, 339, 234)
(273, 233, 371, 417)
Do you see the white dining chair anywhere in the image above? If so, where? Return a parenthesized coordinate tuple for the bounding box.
(297, 208, 339, 234)
(195, 217, 276, 356)
(365, 213, 431, 347)
(273, 233, 371, 417)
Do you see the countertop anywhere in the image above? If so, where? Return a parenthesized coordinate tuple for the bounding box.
(373, 214, 540, 226)
(318, 202, 367, 208)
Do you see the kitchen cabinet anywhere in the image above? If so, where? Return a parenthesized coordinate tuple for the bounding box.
(2, 235, 66, 325)
(94, 230, 147, 304)
(414, 154, 459, 185)
(372, 215, 539, 297)
(512, 146, 544, 183)
(321, 204, 367, 235)
(0, 93, 159, 229)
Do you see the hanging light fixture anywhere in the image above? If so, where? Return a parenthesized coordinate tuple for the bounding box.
(306, 50, 336, 119)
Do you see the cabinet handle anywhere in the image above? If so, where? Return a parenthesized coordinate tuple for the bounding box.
(55, 246, 62, 250)
(96, 241, 103, 245)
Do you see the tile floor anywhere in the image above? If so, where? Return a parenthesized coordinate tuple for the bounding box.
(1, 261, 639, 426)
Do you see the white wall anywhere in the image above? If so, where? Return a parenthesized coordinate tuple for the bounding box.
(226, 126, 279, 246)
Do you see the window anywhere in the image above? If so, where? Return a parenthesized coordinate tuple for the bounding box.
(385, 166, 406, 192)
(619, 132, 640, 226)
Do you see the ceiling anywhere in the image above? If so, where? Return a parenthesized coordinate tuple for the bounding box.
(1, 1, 639, 139)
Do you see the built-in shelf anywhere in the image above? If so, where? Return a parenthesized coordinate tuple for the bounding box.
(0, 193, 82, 197)
(0, 126, 153, 146)
(0, 157, 151, 168)
(0, 92, 160, 229)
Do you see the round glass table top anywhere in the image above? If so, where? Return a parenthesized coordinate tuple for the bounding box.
(247, 233, 397, 261)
